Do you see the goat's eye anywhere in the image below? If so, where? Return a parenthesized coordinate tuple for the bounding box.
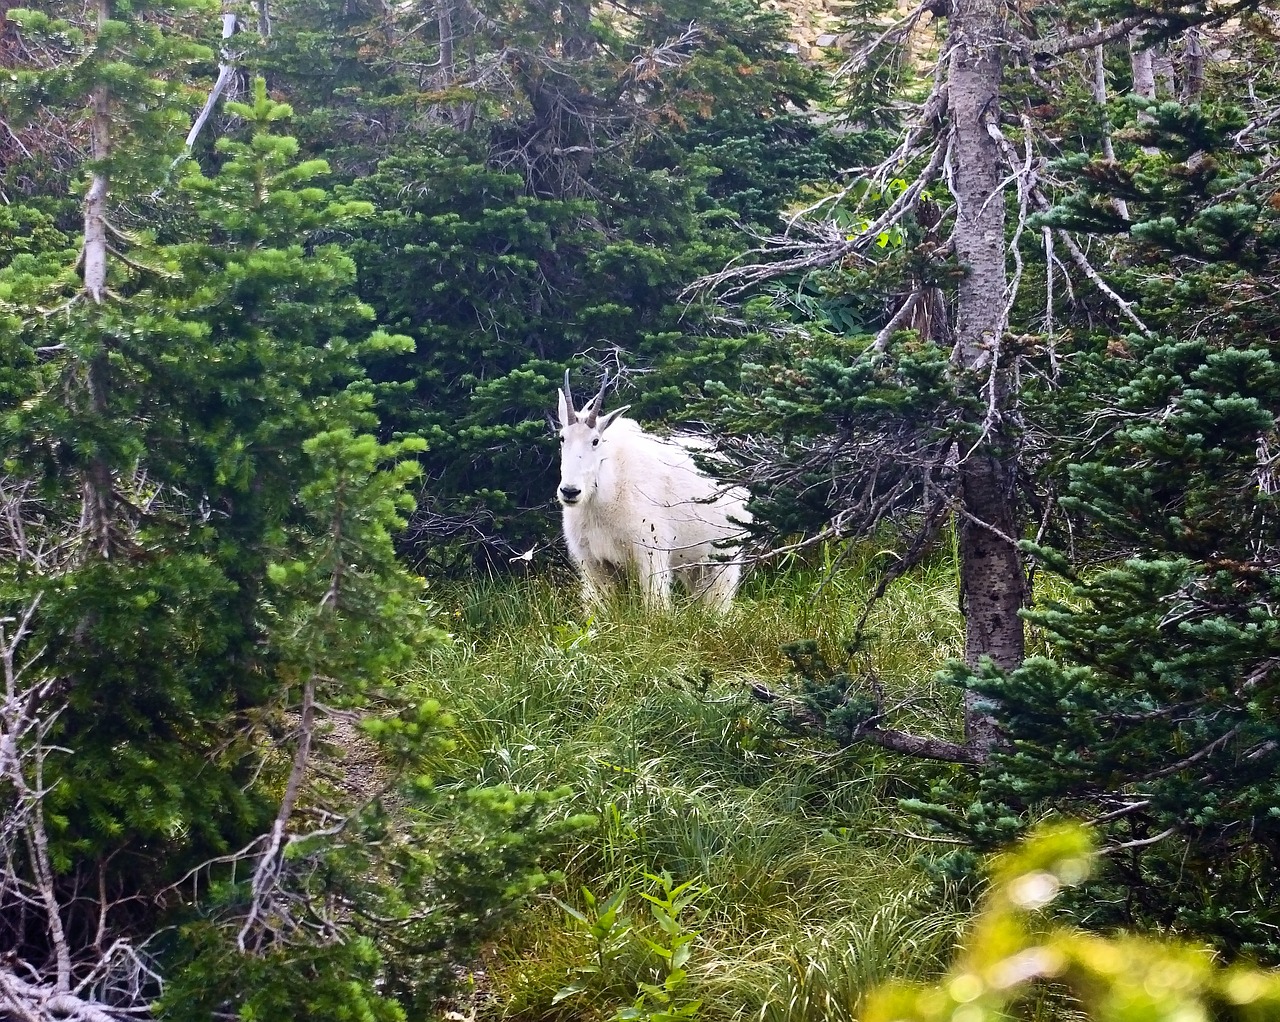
(592, 438, 600, 447)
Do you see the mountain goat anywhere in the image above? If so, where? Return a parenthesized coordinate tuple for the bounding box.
(555, 371, 750, 611)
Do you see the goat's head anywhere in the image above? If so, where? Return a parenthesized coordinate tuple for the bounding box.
(555, 370, 630, 507)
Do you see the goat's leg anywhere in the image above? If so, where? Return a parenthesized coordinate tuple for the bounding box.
(634, 545, 673, 611)
(700, 557, 742, 612)
(577, 559, 614, 610)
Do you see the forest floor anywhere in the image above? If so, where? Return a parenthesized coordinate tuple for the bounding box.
(406, 546, 1037, 1021)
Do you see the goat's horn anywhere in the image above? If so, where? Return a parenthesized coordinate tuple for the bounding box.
(562, 369, 577, 425)
(584, 371, 609, 427)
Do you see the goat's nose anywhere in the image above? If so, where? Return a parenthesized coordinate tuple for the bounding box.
(560, 485, 581, 502)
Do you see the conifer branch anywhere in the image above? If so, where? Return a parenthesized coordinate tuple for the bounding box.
(1135, 721, 1246, 782)
(1022, 15, 1150, 58)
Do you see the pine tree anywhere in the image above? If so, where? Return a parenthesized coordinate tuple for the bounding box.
(247, 0, 861, 565)
(910, 16, 1280, 962)
(710, 0, 1279, 767)
(0, 50, 581, 1018)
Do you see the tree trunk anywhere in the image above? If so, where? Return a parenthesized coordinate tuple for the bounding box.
(81, 0, 114, 558)
(1182, 28, 1205, 101)
(1129, 31, 1162, 153)
(1130, 32, 1156, 102)
(83, 69, 109, 302)
(947, 0, 1023, 753)
(560, 0, 594, 60)
(1094, 30, 1129, 221)
(439, 0, 454, 82)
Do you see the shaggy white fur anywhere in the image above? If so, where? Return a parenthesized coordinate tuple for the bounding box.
(555, 374, 749, 610)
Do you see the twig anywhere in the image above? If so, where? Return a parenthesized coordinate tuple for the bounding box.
(1100, 826, 1178, 854)
(238, 676, 316, 951)
(748, 680, 987, 765)
(1055, 228, 1153, 335)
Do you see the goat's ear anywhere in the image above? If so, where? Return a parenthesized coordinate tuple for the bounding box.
(557, 388, 571, 427)
(597, 405, 631, 433)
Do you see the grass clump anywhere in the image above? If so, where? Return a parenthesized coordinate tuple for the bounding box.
(409, 548, 983, 1021)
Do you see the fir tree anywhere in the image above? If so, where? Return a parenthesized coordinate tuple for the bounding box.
(0, 61, 581, 1018)
(912, 18, 1280, 961)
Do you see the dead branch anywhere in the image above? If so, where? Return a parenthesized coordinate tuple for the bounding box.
(1054, 228, 1152, 335)
(1091, 29, 1130, 222)
(238, 675, 316, 951)
(691, 136, 951, 299)
(1099, 826, 1178, 854)
(181, 12, 239, 152)
(749, 680, 986, 765)
(1, 597, 161, 1021)
(835, 0, 940, 80)
(1024, 15, 1150, 58)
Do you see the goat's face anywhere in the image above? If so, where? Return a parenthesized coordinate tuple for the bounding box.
(556, 375, 629, 507)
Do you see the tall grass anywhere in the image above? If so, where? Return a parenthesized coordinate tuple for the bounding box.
(407, 548, 1045, 1021)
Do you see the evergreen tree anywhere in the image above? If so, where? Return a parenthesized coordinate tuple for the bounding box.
(0, 39, 579, 1016)
(222, 0, 861, 566)
(911, 19, 1280, 962)
(711, 0, 1278, 764)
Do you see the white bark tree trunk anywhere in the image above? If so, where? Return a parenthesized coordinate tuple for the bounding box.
(81, 0, 114, 558)
(83, 6, 110, 306)
(1094, 30, 1130, 220)
(1130, 33, 1156, 102)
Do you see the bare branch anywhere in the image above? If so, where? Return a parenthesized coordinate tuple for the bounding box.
(691, 137, 950, 298)
(1055, 229, 1153, 335)
(1100, 826, 1178, 854)
(1026, 15, 1150, 58)
(748, 681, 987, 765)
(835, 0, 940, 79)
(182, 12, 239, 153)
(873, 291, 925, 352)
(238, 676, 316, 951)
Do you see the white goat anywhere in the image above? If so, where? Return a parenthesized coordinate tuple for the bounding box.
(555, 371, 750, 611)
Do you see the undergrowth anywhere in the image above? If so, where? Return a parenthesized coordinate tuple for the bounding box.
(404, 545, 1073, 1022)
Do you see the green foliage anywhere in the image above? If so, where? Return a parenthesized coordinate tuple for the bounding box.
(340, 133, 787, 561)
(1, 71, 580, 1017)
(160, 779, 591, 1020)
(239, 0, 864, 565)
(899, 33, 1280, 963)
(929, 334, 1280, 964)
(867, 823, 1280, 1022)
(555, 874, 704, 1022)
(707, 331, 961, 540)
(1, 0, 212, 198)
(417, 562, 972, 1020)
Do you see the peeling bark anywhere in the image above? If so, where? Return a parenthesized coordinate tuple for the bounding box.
(82, 8, 109, 306)
(439, 0, 455, 82)
(1183, 27, 1205, 101)
(1094, 30, 1130, 221)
